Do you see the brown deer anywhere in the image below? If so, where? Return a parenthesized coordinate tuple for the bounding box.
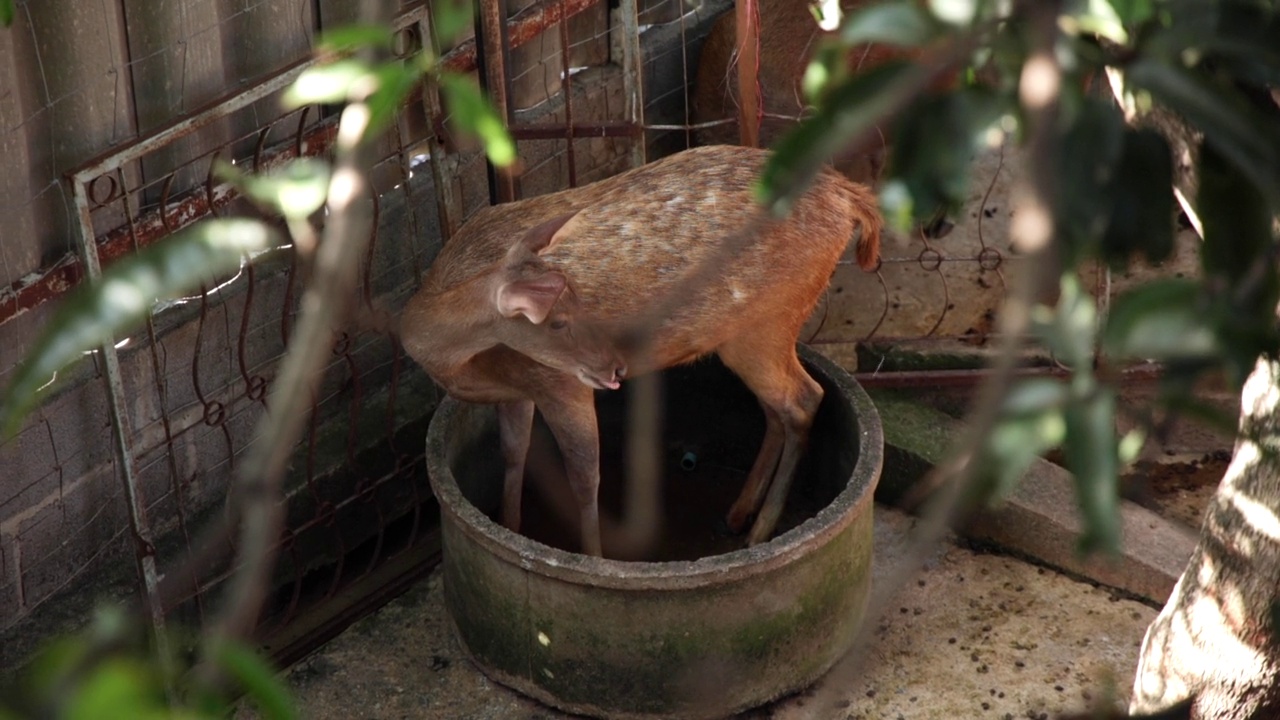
(401, 145, 881, 557)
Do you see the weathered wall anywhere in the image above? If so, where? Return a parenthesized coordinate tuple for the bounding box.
(0, 0, 727, 670)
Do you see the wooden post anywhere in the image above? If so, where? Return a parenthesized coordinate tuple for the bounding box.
(734, 0, 761, 148)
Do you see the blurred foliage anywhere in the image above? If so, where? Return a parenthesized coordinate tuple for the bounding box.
(0, 219, 282, 438)
(0, 3, 512, 716)
(762, 0, 1280, 555)
(0, 607, 294, 720)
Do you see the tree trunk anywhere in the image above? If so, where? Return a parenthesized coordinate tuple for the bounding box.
(1131, 356, 1280, 718)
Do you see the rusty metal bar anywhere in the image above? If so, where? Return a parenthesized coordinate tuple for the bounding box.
(475, 0, 517, 203)
(71, 59, 310, 183)
(557, 0, 578, 187)
(508, 121, 642, 139)
(0, 7, 435, 328)
(0, 120, 339, 328)
(441, 0, 602, 74)
(734, 0, 761, 147)
(70, 5, 431, 182)
(69, 153, 172, 668)
(415, 13, 465, 241)
(618, 0, 646, 167)
(853, 363, 1163, 389)
(4, 0, 625, 325)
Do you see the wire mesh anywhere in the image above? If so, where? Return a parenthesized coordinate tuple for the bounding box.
(0, 0, 1082, 673)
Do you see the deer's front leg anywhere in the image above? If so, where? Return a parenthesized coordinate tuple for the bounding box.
(497, 399, 536, 533)
(537, 383, 604, 557)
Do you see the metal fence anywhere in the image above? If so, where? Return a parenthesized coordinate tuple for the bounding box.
(0, 0, 1029, 669)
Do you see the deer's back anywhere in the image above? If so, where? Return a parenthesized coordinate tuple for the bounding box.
(539, 147, 865, 361)
(424, 146, 868, 362)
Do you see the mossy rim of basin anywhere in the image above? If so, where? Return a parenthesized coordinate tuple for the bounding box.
(425, 345, 884, 591)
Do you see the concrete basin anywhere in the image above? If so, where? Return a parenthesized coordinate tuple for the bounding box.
(425, 345, 882, 719)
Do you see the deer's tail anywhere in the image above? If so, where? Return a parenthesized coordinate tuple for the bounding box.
(845, 181, 883, 271)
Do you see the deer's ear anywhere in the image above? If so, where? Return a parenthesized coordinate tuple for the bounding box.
(494, 270, 567, 324)
(516, 212, 581, 256)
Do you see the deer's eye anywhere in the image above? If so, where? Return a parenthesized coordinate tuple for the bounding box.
(549, 319, 568, 331)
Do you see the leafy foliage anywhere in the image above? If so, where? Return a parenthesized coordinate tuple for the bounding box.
(0, 608, 295, 720)
(0, 219, 282, 438)
(0, 10, 514, 438)
(762, 0, 1280, 553)
(0, 13, 515, 716)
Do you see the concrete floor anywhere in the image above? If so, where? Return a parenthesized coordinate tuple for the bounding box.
(238, 506, 1159, 720)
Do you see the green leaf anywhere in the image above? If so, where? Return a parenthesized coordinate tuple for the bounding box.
(283, 59, 372, 108)
(0, 0, 13, 27)
(431, 0, 477, 45)
(1069, 0, 1130, 44)
(1200, 143, 1275, 281)
(1099, 128, 1174, 267)
(317, 24, 396, 53)
(213, 641, 297, 720)
(876, 180, 915, 232)
(1198, 141, 1280, 387)
(1057, 97, 1125, 265)
(1065, 388, 1121, 555)
(974, 380, 1069, 504)
(1126, 57, 1280, 203)
(367, 62, 425, 137)
(1102, 279, 1218, 361)
(1193, 4, 1280, 87)
(1002, 378, 1070, 417)
(1118, 428, 1146, 464)
(66, 659, 162, 720)
(981, 410, 1066, 503)
(758, 61, 920, 214)
(439, 73, 516, 166)
(0, 219, 281, 437)
(1033, 273, 1098, 370)
(888, 87, 1002, 220)
(803, 41, 846, 103)
(1106, 0, 1154, 26)
(840, 1, 937, 47)
(214, 158, 331, 220)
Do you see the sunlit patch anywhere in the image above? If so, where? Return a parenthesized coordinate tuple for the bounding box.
(930, 0, 977, 25)
(103, 278, 149, 314)
(328, 166, 363, 207)
(36, 371, 58, 393)
(1010, 203, 1051, 253)
(1020, 55, 1061, 109)
(1224, 483, 1280, 543)
(816, 0, 841, 31)
(537, 631, 551, 646)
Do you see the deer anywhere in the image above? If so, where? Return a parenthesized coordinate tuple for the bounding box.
(400, 145, 881, 557)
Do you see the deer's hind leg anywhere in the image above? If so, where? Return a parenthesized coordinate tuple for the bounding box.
(719, 338, 824, 545)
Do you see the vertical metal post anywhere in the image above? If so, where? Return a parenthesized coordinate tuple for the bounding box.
(617, 0, 646, 167)
(418, 11, 465, 240)
(615, 0, 658, 553)
(68, 173, 172, 662)
(734, 0, 760, 148)
(557, 0, 578, 187)
(475, 0, 517, 203)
